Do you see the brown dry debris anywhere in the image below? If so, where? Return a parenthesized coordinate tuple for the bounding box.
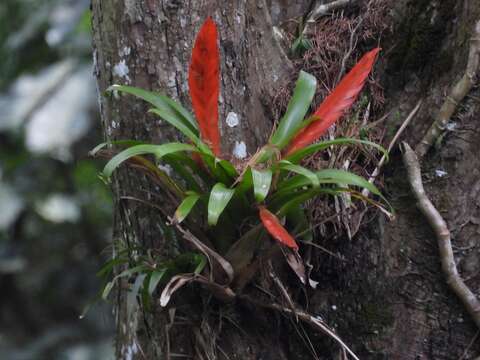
(273, 0, 392, 243)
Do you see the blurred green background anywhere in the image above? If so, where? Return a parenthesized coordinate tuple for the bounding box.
(0, 0, 115, 359)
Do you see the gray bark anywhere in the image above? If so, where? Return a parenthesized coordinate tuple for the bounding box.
(91, 1, 296, 358)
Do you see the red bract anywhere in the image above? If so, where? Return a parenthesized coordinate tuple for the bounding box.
(188, 17, 221, 157)
(285, 48, 381, 156)
(259, 206, 299, 250)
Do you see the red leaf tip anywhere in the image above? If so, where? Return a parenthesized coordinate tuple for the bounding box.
(285, 47, 381, 156)
(188, 17, 221, 157)
(259, 206, 299, 250)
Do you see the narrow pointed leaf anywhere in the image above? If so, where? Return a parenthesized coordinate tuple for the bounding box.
(101, 281, 115, 300)
(149, 108, 211, 154)
(201, 154, 235, 185)
(217, 159, 238, 178)
(89, 140, 145, 157)
(277, 160, 319, 188)
(286, 205, 313, 242)
(286, 48, 380, 155)
(316, 169, 382, 196)
(96, 257, 128, 278)
(107, 84, 198, 133)
(163, 156, 204, 193)
(189, 17, 221, 156)
(208, 183, 235, 226)
(164, 152, 213, 187)
(148, 269, 167, 295)
(174, 192, 201, 223)
(274, 187, 392, 219)
(277, 169, 382, 197)
(193, 254, 207, 274)
(259, 206, 298, 249)
(285, 137, 388, 164)
(252, 168, 272, 202)
(103, 143, 195, 178)
(101, 264, 148, 300)
(269, 71, 317, 150)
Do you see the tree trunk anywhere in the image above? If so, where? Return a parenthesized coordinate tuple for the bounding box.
(92, 0, 480, 359)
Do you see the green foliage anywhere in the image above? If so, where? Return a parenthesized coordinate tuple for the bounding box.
(269, 71, 317, 150)
(251, 169, 273, 202)
(208, 183, 235, 226)
(95, 78, 389, 307)
(95, 22, 388, 308)
(98, 245, 207, 306)
(175, 192, 201, 223)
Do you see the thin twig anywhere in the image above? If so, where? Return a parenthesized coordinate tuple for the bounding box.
(361, 100, 422, 197)
(415, 20, 480, 158)
(401, 142, 480, 329)
(335, 7, 366, 83)
(458, 330, 479, 360)
(303, 0, 357, 36)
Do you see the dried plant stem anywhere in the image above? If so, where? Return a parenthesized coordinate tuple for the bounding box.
(361, 100, 422, 197)
(239, 294, 360, 360)
(401, 142, 480, 329)
(303, 0, 356, 36)
(335, 3, 366, 83)
(415, 20, 480, 158)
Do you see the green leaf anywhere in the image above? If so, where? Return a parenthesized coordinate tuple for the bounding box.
(201, 154, 233, 185)
(208, 183, 235, 226)
(236, 167, 253, 196)
(286, 205, 313, 242)
(193, 254, 207, 274)
(174, 192, 201, 223)
(115, 265, 149, 280)
(251, 168, 272, 202)
(269, 71, 317, 150)
(163, 155, 204, 193)
(96, 257, 128, 278)
(108, 84, 198, 133)
(277, 169, 382, 197)
(103, 143, 196, 178)
(164, 152, 213, 186)
(101, 281, 115, 300)
(285, 137, 388, 164)
(149, 108, 211, 154)
(274, 188, 342, 215)
(90, 140, 145, 157)
(148, 269, 167, 295)
(291, 36, 312, 56)
(278, 160, 319, 188)
(316, 169, 382, 196)
(217, 159, 238, 178)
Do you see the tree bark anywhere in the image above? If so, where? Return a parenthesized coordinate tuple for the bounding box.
(92, 0, 480, 359)
(92, 1, 298, 358)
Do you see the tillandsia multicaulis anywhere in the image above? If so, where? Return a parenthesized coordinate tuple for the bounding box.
(94, 17, 390, 307)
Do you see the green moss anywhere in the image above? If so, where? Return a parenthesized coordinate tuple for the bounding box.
(358, 301, 395, 332)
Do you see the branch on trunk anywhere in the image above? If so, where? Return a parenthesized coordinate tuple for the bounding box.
(401, 142, 480, 329)
(415, 20, 480, 158)
(302, 0, 356, 36)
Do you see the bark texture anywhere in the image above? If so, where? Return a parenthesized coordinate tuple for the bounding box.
(92, 0, 480, 359)
(92, 1, 299, 358)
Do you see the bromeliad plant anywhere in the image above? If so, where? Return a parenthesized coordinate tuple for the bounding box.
(95, 17, 389, 306)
